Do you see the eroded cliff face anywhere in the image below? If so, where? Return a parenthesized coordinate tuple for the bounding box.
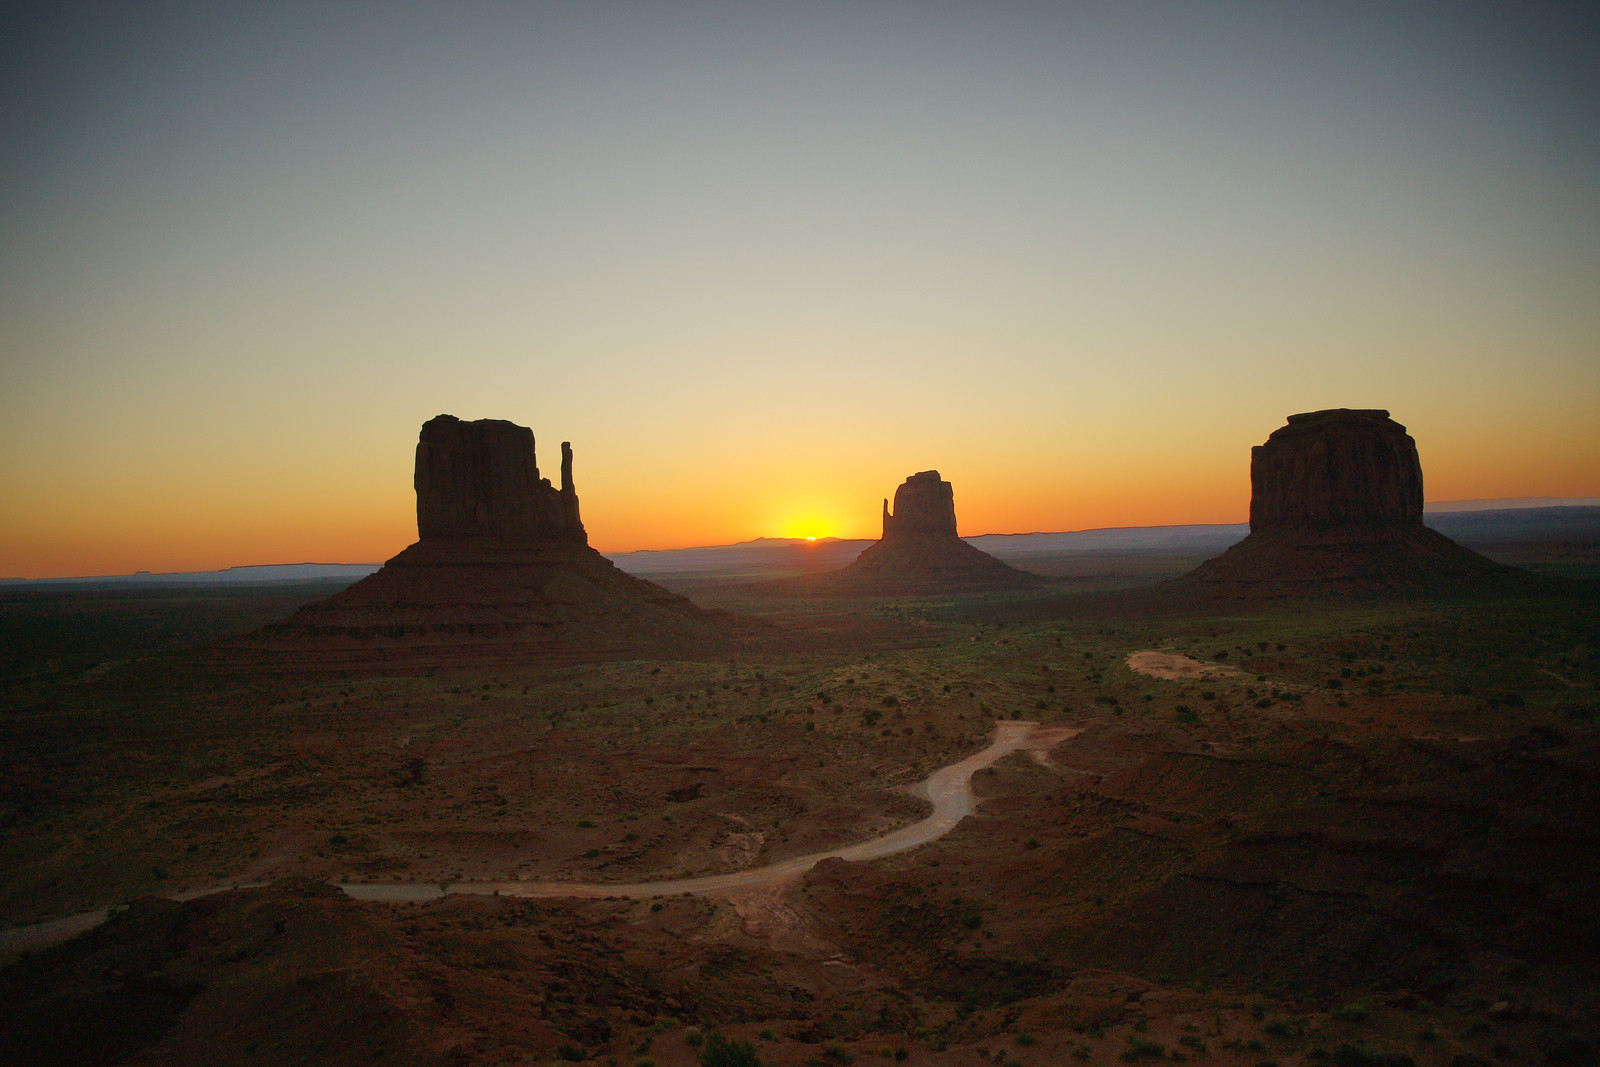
(260, 415, 744, 664)
(414, 415, 584, 543)
(791, 470, 1039, 595)
(881, 471, 959, 541)
(1178, 408, 1514, 597)
(1249, 409, 1424, 533)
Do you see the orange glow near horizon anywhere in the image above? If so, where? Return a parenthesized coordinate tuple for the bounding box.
(2, 417, 1598, 578)
(3, 7, 1598, 579)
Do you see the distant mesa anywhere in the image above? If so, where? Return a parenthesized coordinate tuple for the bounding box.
(261, 415, 738, 663)
(775, 470, 1041, 596)
(1178, 408, 1518, 596)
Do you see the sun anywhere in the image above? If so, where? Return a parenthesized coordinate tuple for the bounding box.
(779, 518, 835, 541)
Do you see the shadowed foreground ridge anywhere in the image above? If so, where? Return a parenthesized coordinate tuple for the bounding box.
(1179, 408, 1518, 597)
(257, 415, 739, 663)
(779, 471, 1040, 596)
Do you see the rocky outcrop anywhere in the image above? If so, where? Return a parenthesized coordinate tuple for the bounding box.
(1249, 409, 1423, 532)
(777, 471, 1040, 596)
(1180, 409, 1517, 598)
(415, 415, 584, 542)
(881, 471, 959, 541)
(260, 416, 740, 665)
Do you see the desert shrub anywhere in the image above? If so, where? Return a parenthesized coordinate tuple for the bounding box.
(1332, 1045, 1414, 1067)
(1120, 1036, 1165, 1061)
(700, 1032, 765, 1067)
(557, 1043, 585, 1061)
(1175, 705, 1198, 723)
(1333, 1002, 1368, 1022)
(821, 1043, 854, 1064)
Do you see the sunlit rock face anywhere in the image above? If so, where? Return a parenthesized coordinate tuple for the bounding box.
(1249, 409, 1424, 532)
(881, 470, 959, 541)
(414, 415, 584, 542)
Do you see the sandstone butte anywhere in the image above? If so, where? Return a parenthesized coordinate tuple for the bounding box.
(779, 470, 1041, 596)
(259, 415, 738, 664)
(1178, 408, 1518, 597)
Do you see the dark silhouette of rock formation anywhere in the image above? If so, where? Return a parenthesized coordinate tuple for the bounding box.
(1248, 409, 1425, 531)
(414, 416, 584, 542)
(262, 416, 737, 663)
(881, 471, 959, 541)
(1179, 409, 1517, 597)
(777, 471, 1040, 596)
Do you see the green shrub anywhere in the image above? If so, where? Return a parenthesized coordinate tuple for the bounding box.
(1332, 1045, 1414, 1067)
(1120, 1036, 1165, 1061)
(700, 1032, 765, 1067)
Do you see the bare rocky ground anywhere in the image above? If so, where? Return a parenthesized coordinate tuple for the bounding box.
(2, 579, 1598, 1066)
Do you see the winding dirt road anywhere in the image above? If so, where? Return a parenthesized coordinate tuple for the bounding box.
(2, 720, 1071, 952)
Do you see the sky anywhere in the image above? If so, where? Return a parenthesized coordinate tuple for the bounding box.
(2, 2, 1597, 577)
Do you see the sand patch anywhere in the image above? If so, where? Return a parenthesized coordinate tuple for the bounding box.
(1125, 650, 1250, 682)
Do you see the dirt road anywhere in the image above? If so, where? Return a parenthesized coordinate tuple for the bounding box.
(1, 720, 1072, 951)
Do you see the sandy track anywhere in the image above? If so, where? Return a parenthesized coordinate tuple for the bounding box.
(342, 719, 1063, 903)
(1, 720, 1066, 953)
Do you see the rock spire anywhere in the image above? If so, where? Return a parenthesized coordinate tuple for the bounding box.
(783, 470, 1039, 596)
(414, 415, 584, 542)
(262, 415, 735, 664)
